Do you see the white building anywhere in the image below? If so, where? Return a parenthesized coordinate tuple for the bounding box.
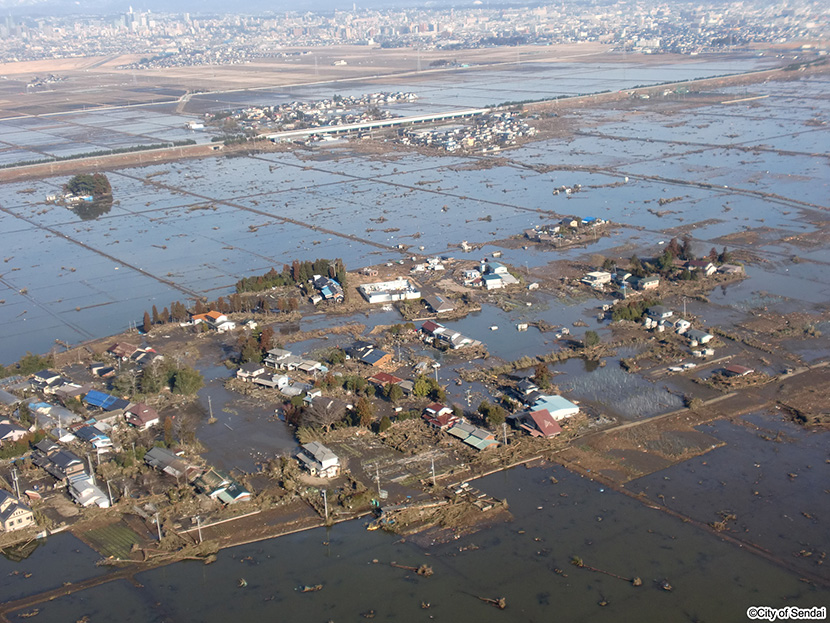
(358, 278, 421, 304)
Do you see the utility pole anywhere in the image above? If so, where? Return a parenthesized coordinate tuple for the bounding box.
(431, 457, 436, 487)
(322, 490, 328, 521)
(155, 512, 162, 541)
(106, 480, 113, 506)
(11, 468, 20, 499)
(196, 516, 203, 543)
(375, 464, 381, 497)
(502, 422, 508, 446)
(87, 454, 95, 483)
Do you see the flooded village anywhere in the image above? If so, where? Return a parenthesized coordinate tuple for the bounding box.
(0, 52, 828, 622)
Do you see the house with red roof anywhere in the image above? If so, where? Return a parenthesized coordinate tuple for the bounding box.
(423, 403, 459, 429)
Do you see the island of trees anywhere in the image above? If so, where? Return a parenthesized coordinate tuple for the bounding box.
(64, 173, 112, 200)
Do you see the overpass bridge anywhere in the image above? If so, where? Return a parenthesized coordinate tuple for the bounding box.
(265, 108, 488, 142)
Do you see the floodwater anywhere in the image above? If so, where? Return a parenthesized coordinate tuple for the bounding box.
(4, 461, 827, 622)
(2, 69, 828, 360)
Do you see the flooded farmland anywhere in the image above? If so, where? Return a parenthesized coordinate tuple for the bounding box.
(0, 58, 828, 622)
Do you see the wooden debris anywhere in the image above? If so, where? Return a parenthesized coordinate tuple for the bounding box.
(477, 596, 507, 609)
(298, 584, 324, 593)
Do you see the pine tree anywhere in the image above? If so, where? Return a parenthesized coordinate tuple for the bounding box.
(143, 311, 152, 334)
(152, 305, 160, 325)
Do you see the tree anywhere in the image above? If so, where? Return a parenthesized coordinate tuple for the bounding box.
(478, 400, 506, 426)
(709, 247, 719, 264)
(681, 235, 695, 261)
(302, 398, 346, 431)
(719, 247, 732, 264)
(378, 415, 392, 433)
(162, 416, 175, 447)
(142, 311, 152, 334)
(658, 249, 674, 272)
(629, 255, 645, 278)
(355, 397, 375, 427)
(172, 366, 204, 395)
(601, 257, 616, 272)
(385, 383, 403, 403)
(111, 370, 137, 397)
(327, 349, 346, 366)
(532, 363, 551, 389)
(259, 326, 274, 354)
(152, 305, 160, 325)
(240, 336, 262, 363)
(140, 363, 164, 394)
(413, 377, 431, 397)
(584, 330, 600, 348)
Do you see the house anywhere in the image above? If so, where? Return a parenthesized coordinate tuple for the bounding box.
(84, 389, 130, 413)
(107, 342, 139, 360)
(31, 369, 61, 390)
(68, 476, 110, 508)
(215, 481, 251, 505)
(90, 363, 116, 378)
(73, 425, 113, 450)
(719, 264, 744, 275)
(513, 378, 539, 401)
(0, 490, 36, 532)
(482, 274, 504, 290)
(423, 293, 454, 314)
(687, 260, 717, 276)
(360, 349, 392, 368)
(144, 447, 196, 480)
(32, 439, 86, 482)
(647, 305, 673, 321)
(236, 362, 266, 381)
(368, 372, 404, 388)
(192, 310, 236, 333)
(581, 271, 612, 287)
(672, 318, 692, 334)
(513, 409, 563, 438)
(723, 364, 754, 377)
(264, 348, 292, 367)
(194, 468, 233, 499)
(53, 383, 93, 403)
(447, 422, 498, 450)
(423, 403, 459, 429)
(312, 275, 344, 302)
(631, 275, 660, 290)
(296, 441, 341, 478)
(0, 421, 28, 445)
(686, 328, 714, 345)
(29, 401, 82, 431)
(125, 403, 160, 430)
(485, 261, 510, 276)
(0, 390, 21, 409)
(530, 395, 579, 421)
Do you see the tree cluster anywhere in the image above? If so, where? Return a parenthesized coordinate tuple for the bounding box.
(235, 258, 347, 294)
(478, 400, 506, 426)
(412, 375, 445, 402)
(65, 173, 111, 199)
(611, 298, 660, 322)
(0, 352, 54, 379)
